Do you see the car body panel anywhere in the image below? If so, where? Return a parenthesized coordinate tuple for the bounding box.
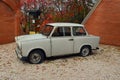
(51, 37, 74, 56)
(73, 35, 100, 53)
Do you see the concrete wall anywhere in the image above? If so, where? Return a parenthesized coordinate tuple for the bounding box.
(84, 0, 120, 46)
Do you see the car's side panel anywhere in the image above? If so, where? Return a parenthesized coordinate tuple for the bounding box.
(21, 39, 51, 57)
(73, 36, 100, 53)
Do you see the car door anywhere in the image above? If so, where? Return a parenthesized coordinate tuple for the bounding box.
(51, 27, 74, 56)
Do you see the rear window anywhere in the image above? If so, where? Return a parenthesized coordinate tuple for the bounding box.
(73, 27, 86, 36)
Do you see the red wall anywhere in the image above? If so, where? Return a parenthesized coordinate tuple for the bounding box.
(0, 1, 15, 44)
(0, 0, 21, 44)
(85, 0, 120, 46)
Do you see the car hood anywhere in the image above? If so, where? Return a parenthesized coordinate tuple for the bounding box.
(15, 34, 47, 42)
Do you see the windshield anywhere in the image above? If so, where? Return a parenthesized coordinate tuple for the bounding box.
(40, 25, 53, 36)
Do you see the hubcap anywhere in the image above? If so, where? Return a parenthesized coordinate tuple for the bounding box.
(30, 53, 41, 63)
(82, 48, 89, 56)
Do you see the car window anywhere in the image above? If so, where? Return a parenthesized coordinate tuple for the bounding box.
(52, 27, 71, 37)
(73, 27, 86, 36)
(41, 25, 53, 36)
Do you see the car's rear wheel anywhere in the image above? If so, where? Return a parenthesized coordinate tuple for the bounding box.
(80, 46, 91, 57)
(28, 50, 45, 64)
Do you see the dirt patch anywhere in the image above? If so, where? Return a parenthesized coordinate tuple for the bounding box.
(0, 43, 120, 80)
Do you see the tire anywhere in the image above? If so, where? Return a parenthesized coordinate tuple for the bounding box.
(80, 46, 91, 57)
(28, 50, 45, 64)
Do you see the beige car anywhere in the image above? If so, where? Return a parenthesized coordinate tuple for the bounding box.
(15, 23, 100, 64)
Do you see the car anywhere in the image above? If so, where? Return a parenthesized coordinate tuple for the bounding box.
(15, 23, 100, 64)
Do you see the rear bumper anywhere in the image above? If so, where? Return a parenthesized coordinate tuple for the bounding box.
(92, 47, 99, 50)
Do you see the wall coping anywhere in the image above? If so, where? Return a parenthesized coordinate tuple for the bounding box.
(81, 0, 102, 24)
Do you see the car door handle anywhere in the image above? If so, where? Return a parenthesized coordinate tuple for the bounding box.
(69, 39, 74, 41)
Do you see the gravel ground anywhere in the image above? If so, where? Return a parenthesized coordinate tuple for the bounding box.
(0, 43, 120, 80)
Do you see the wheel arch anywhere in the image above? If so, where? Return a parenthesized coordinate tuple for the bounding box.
(28, 48, 46, 58)
(80, 44, 92, 52)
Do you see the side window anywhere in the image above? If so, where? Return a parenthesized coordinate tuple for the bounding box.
(52, 27, 71, 37)
(52, 27, 63, 37)
(64, 27, 71, 36)
(73, 27, 86, 36)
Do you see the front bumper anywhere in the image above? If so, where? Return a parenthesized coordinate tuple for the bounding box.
(15, 48, 27, 61)
(15, 48, 23, 59)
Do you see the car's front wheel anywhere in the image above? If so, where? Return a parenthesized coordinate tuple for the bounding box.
(80, 46, 91, 57)
(28, 50, 45, 64)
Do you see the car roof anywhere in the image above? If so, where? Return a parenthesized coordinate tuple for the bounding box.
(46, 22, 84, 27)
